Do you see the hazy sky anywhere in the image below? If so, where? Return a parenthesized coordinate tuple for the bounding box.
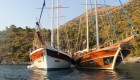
(0, 0, 129, 31)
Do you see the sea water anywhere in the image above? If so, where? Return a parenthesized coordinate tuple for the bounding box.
(0, 63, 139, 80)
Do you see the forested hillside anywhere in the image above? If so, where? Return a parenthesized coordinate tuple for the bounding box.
(0, 25, 34, 63)
(0, 0, 140, 63)
(58, 0, 140, 56)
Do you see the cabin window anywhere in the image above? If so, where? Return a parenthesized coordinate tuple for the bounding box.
(103, 57, 114, 65)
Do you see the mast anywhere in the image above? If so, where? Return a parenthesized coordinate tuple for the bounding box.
(95, 0, 100, 50)
(57, 0, 60, 50)
(51, 0, 54, 48)
(86, 0, 89, 51)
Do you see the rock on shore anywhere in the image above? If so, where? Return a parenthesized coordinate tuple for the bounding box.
(124, 57, 140, 63)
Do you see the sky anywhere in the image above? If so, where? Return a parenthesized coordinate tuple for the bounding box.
(0, 0, 129, 31)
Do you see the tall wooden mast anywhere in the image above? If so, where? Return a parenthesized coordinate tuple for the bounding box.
(95, 0, 100, 50)
(57, 0, 60, 50)
(51, 0, 54, 48)
(86, 0, 89, 51)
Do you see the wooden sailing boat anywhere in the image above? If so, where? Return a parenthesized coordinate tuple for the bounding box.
(74, 0, 138, 70)
(28, 0, 71, 70)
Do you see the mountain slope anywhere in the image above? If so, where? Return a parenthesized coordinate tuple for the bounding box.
(58, 0, 140, 56)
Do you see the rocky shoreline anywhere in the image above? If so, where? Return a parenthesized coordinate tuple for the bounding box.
(124, 57, 140, 63)
(0, 60, 30, 65)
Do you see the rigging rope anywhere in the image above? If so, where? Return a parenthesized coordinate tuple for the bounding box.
(104, 0, 118, 41)
(39, 0, 46, 23)
(118, 0, 138, 36)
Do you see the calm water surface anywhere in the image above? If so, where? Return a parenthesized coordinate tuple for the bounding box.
(0, 63, 140, 80)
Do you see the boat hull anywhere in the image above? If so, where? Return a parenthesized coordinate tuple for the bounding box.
(28, 48, 71, 70)
(77, 47, 131, 70)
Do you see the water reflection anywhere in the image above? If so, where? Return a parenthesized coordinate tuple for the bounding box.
(78, 69, 134, 80)
(29, 68, 135, 80)
(114, 68, 134, 80)
(29, 69, 74, 80)
(0, 64, 139, 80)
(30, 69, 48, 80)
(75, 69, 124, 80)
(28, 63, 140, 80)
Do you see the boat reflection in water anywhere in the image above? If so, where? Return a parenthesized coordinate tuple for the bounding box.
(30, 69, 48, 80)
(76, 68, 134, 80)
(0, 64, 137, 80)
(29, 69, 73, 80)
(29, 66, 136, 80)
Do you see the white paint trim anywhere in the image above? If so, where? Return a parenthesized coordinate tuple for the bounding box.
(30, 48, 44, 55)
(112, 47, 121, 69)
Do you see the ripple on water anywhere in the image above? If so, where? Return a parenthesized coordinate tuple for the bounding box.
(0, 63, 139, 80)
